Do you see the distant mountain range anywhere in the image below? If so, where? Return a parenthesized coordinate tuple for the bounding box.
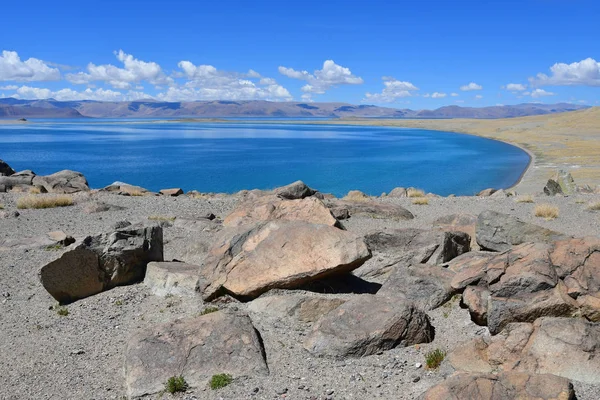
(0, 98, 589, 119)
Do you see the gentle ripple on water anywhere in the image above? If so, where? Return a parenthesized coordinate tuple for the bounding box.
(0, 121, 529, 196)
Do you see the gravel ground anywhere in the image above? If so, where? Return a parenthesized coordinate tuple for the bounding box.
(0, 190, 599, 400)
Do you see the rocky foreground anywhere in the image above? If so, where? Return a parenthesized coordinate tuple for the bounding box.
(1, 163, 600, 399)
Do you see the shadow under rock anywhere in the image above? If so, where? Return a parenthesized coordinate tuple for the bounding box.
(298, 273, 382, 295)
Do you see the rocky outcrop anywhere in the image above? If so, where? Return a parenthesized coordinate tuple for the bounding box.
(543, 179, 563, 196)
(0, 159, 15, 176)
(387, 187, 408, 197)
(159, 188, 183, 196)
(32, 170, 89, 194)
(143, 261, 199, 297)
(100, 182, 153, 196)
(124, 311, 268, 398)
(449, 317, 600, 384)
(477, 188, 497, 197)
(432, 213, 479, 250)
(224, 195, 341, 228)
(304, 295, 433, 357)
(326, 199, 414, 221)
(449, 236, 600, 332)
(274, 180, 317, 199)
(198, 221, 371, 301)
(552, 169, 577, 195)
(39, 225, 163, 303)
(419, 372, 575, 400)
(355, 228, 470, 279)
(476, 210, 567, 252)
(247, 294, 346, 323)
(378, 264, 457, 310)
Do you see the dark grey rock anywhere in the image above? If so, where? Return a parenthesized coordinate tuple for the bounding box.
(275, 180, 317, 199)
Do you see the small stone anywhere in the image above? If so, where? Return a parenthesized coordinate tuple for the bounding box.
(251, 387, 259, 394)
(276, 387, 288, 395)
(415, 363, 422, 369)
(412, 375, 420, 383)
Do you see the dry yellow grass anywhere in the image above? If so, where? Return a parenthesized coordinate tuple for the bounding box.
(343, 190, 370, 202)
(412, 197, 429, 205)
(588, 201, 600, 211)
(148, 215, 176, 222)
(407, 188, 425, 198)
(17, 195, 74, 209)
(515, 194, 534, 203)
(534, 204, 559, 220)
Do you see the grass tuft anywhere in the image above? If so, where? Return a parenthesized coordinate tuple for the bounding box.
(534, 204, 559, 220)
(165, 375, 188, 394)
(407, 188, 425, 198)
(201, 306, 219, 315)
(515, 194, 534, 203)
(343, 190, 370, 202)
(209, 373, 232, 390)
(587, 201, 600, 211)
(17, 195, 74, 209)
(0, 204, 3, 209)
(55, 305, 69, 316)
(412, 197, 429, 205)
(425, 348, 446, 370)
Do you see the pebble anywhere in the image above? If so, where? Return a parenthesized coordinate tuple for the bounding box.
(415, 363, 422, 369)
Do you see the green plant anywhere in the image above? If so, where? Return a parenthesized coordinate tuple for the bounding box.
(114, 300, 123, 306)
(0, 204, 4, 209)
(45, 244, 63, 251)
(164, 375, 188, 394)
(209, 373, 232, 390)
(425, 348, 446, 370)
(201, 306, 219, 315)
(55, 305, 69, 316)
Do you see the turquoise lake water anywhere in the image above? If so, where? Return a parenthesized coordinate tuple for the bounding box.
(0, 120, 529, 196)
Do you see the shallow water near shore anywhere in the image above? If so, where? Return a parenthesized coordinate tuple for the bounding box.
(0, 120, 529, 196)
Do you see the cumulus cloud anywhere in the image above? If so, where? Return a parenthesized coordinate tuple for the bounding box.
(278, 60, 363, 100)
(363, 77, 418, 103)
(0, 50, 61, 82)
(431, 92, 447, 98)
(66, 50, 171, 89)
(451, 93, 459, 97)
(531, 58, 600, 87)
(460, 82, 482, 91)
(530, 88, 554, 98)
(505, 83, 527, 91)
(164, 61, 292, 101)
(13, 85, 151, 101)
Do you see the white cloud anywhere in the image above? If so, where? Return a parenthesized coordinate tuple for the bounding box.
(451, 92, 459, 97)
(431, 92, 447, 98)
(460, 82, 482, 91)
(14, 85, 151, 101)
(423, 93, 430, 98)
(530, 88, 554, 98)
(531, 58, 600, 86)
(0, 85, 18, 90)
(505, 83, 527, 91)
(0, 50, 61, 82)
(66, 50, 171, 89)
(475, 94, 483, 99)
(278, 60, 363, 100)
(165, 61, 292, 101)
(363, 77, 418, 103)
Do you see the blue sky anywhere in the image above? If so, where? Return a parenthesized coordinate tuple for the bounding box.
(0, 0, 598, 108)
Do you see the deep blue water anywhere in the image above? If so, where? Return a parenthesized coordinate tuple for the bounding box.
(0, 120, 529, 196)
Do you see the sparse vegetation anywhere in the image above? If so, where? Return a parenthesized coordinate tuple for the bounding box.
(412, 197, 429, 205)
(17, 195, 74, 209)
(114, 300, 123, 306)
(343, 190, 370, 202)
(54, 305, 69, 316)
(45, 244, 64, 251)
(425, 348, 446, 370)
(209, 373, 232, 390)
(515, 194, 534, 203)
(201, 306, 219, 315)
(407, 188, 425, 198)
(29, 186, 42, 194)
(587, 201, 600, 210)
(575, 198, 587, 204)
(534, 204, 559, 220)
(164, 375, 188, 394)
(148, 215, 176, 222)
(128, 190, 145, 197)
(0, 204, 4, 209)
